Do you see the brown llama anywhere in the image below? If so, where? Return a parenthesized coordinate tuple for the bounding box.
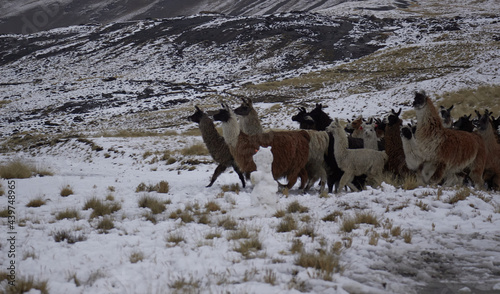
(477, 110, 500, 190)
(413, 91, 486, 188)
(213, 104, 310, 190)
(384, 108, 413, 179)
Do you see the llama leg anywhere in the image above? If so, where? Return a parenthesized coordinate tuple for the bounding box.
(468, 165, 485, 190)
(298, 168, 308, 190)
(430, 162, 446, 184)
(232, 163, 246, 188)
(207, 164, 228, 187)
(338, 172, 356, 193)
(420, 162, 435, 184)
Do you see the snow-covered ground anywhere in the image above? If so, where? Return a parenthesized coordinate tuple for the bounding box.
(1, 131, 500, 294)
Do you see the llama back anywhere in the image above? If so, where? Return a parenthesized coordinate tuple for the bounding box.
(257, 130, 310, 180)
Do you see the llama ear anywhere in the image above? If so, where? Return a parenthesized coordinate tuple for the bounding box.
(195, 105, 202, 112)
(448, 105, 454, 111)
(397, 108, 402, 116)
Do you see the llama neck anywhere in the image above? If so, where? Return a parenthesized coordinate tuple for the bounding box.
(199, 115, 218, 141)
(239, 110, 263, 135)
(221, 115, 241, 149)
(333, 128, 349, 159)
(416, 97, 443, 136)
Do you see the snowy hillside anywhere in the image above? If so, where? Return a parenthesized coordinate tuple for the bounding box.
(1, 0, 500, 293)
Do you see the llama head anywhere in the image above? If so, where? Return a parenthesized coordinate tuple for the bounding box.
(213, 103, 234, 123)
(477, 110, 492, 132)
(308, 103, 332, 130)
(326, 118, 342, 134)
(345, 115, 364, 133)
(188, 105, 205, 124)
(439, 105, 454, 127)
(400, 125, 413, 140)
(234, 98, 253, 116)
(413, 90, 428, 109)
(363, 123, 376, 139)
(291, 107, 308, 123)
(452, 114, 474, 132)
(374, 118, 386, 138)
(387, 108, 402, 126)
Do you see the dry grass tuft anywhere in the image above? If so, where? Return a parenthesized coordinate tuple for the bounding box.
(136, 181, 169, 193)
(448, 187, 472, 204)
(129, 251, 145, 263)
(0, 160, 50, 179)
(218, 216, 238, 230)
(322, 211, 343, 222)
(138, 195, 166, 214)
(181, 143, 209, 156)
(287, 200, 309, 214)
(26, 197, 46, 208)
(277, 215, 297, 233)
(55, 208, 80, 220)
(83, 197, 121, 219)
(233, 237, 263, 259)
(0, 274, 48, 294)
(295, 250, 342, 280)
(60, 185, 74, 197)
(96, 217, 115, 233)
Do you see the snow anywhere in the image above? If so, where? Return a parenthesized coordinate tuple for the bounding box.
(1, 129, 499, 293)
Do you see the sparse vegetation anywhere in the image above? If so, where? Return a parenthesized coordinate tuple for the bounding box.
(322, 211, 343, 222)
(53, 229, 86, 243)
(138, 195, 166, 214)
(0, 160, 52, 179)
(221, 184, 240, 194)
(448, 187, 472, 204)
(277, 215, 297, 233)
(0, 274, 48, 294)
(180, 143, 209, 156)
(228, 228, 250, 240)
(96, 217, 115, 233)
(233, 237, 262, 258)
(60, 185, 74, 197)
(26, 197, 46, 207)
(205, 201, 221, 212)
(168, 275, 201, 292)
(129, 251, 145, 263)
(295, 249, 342, 280)
(287, 200, 309, 214)
(136, 181, 170, 193)
(218, 216, 238, 230)
(166, 232, 185, 245)
(55, 208, 80, 220)
(83, 197, 121, 219)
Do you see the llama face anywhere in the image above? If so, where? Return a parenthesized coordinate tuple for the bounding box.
(401, 126, 413, 140)
(213, 108, 231, 122)
(363, 124, 376, 138)
(452, 115, 474, 132)
(439, 105, 454, 127)
(234, 98, 253, 116)
(413, 91, 427, 109)
(188, 107, 204, 123)
(477, 112, 491, 131)
(291, 107, 308, 123)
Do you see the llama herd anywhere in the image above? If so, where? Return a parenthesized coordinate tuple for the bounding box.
(188, 91, 500, 193)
